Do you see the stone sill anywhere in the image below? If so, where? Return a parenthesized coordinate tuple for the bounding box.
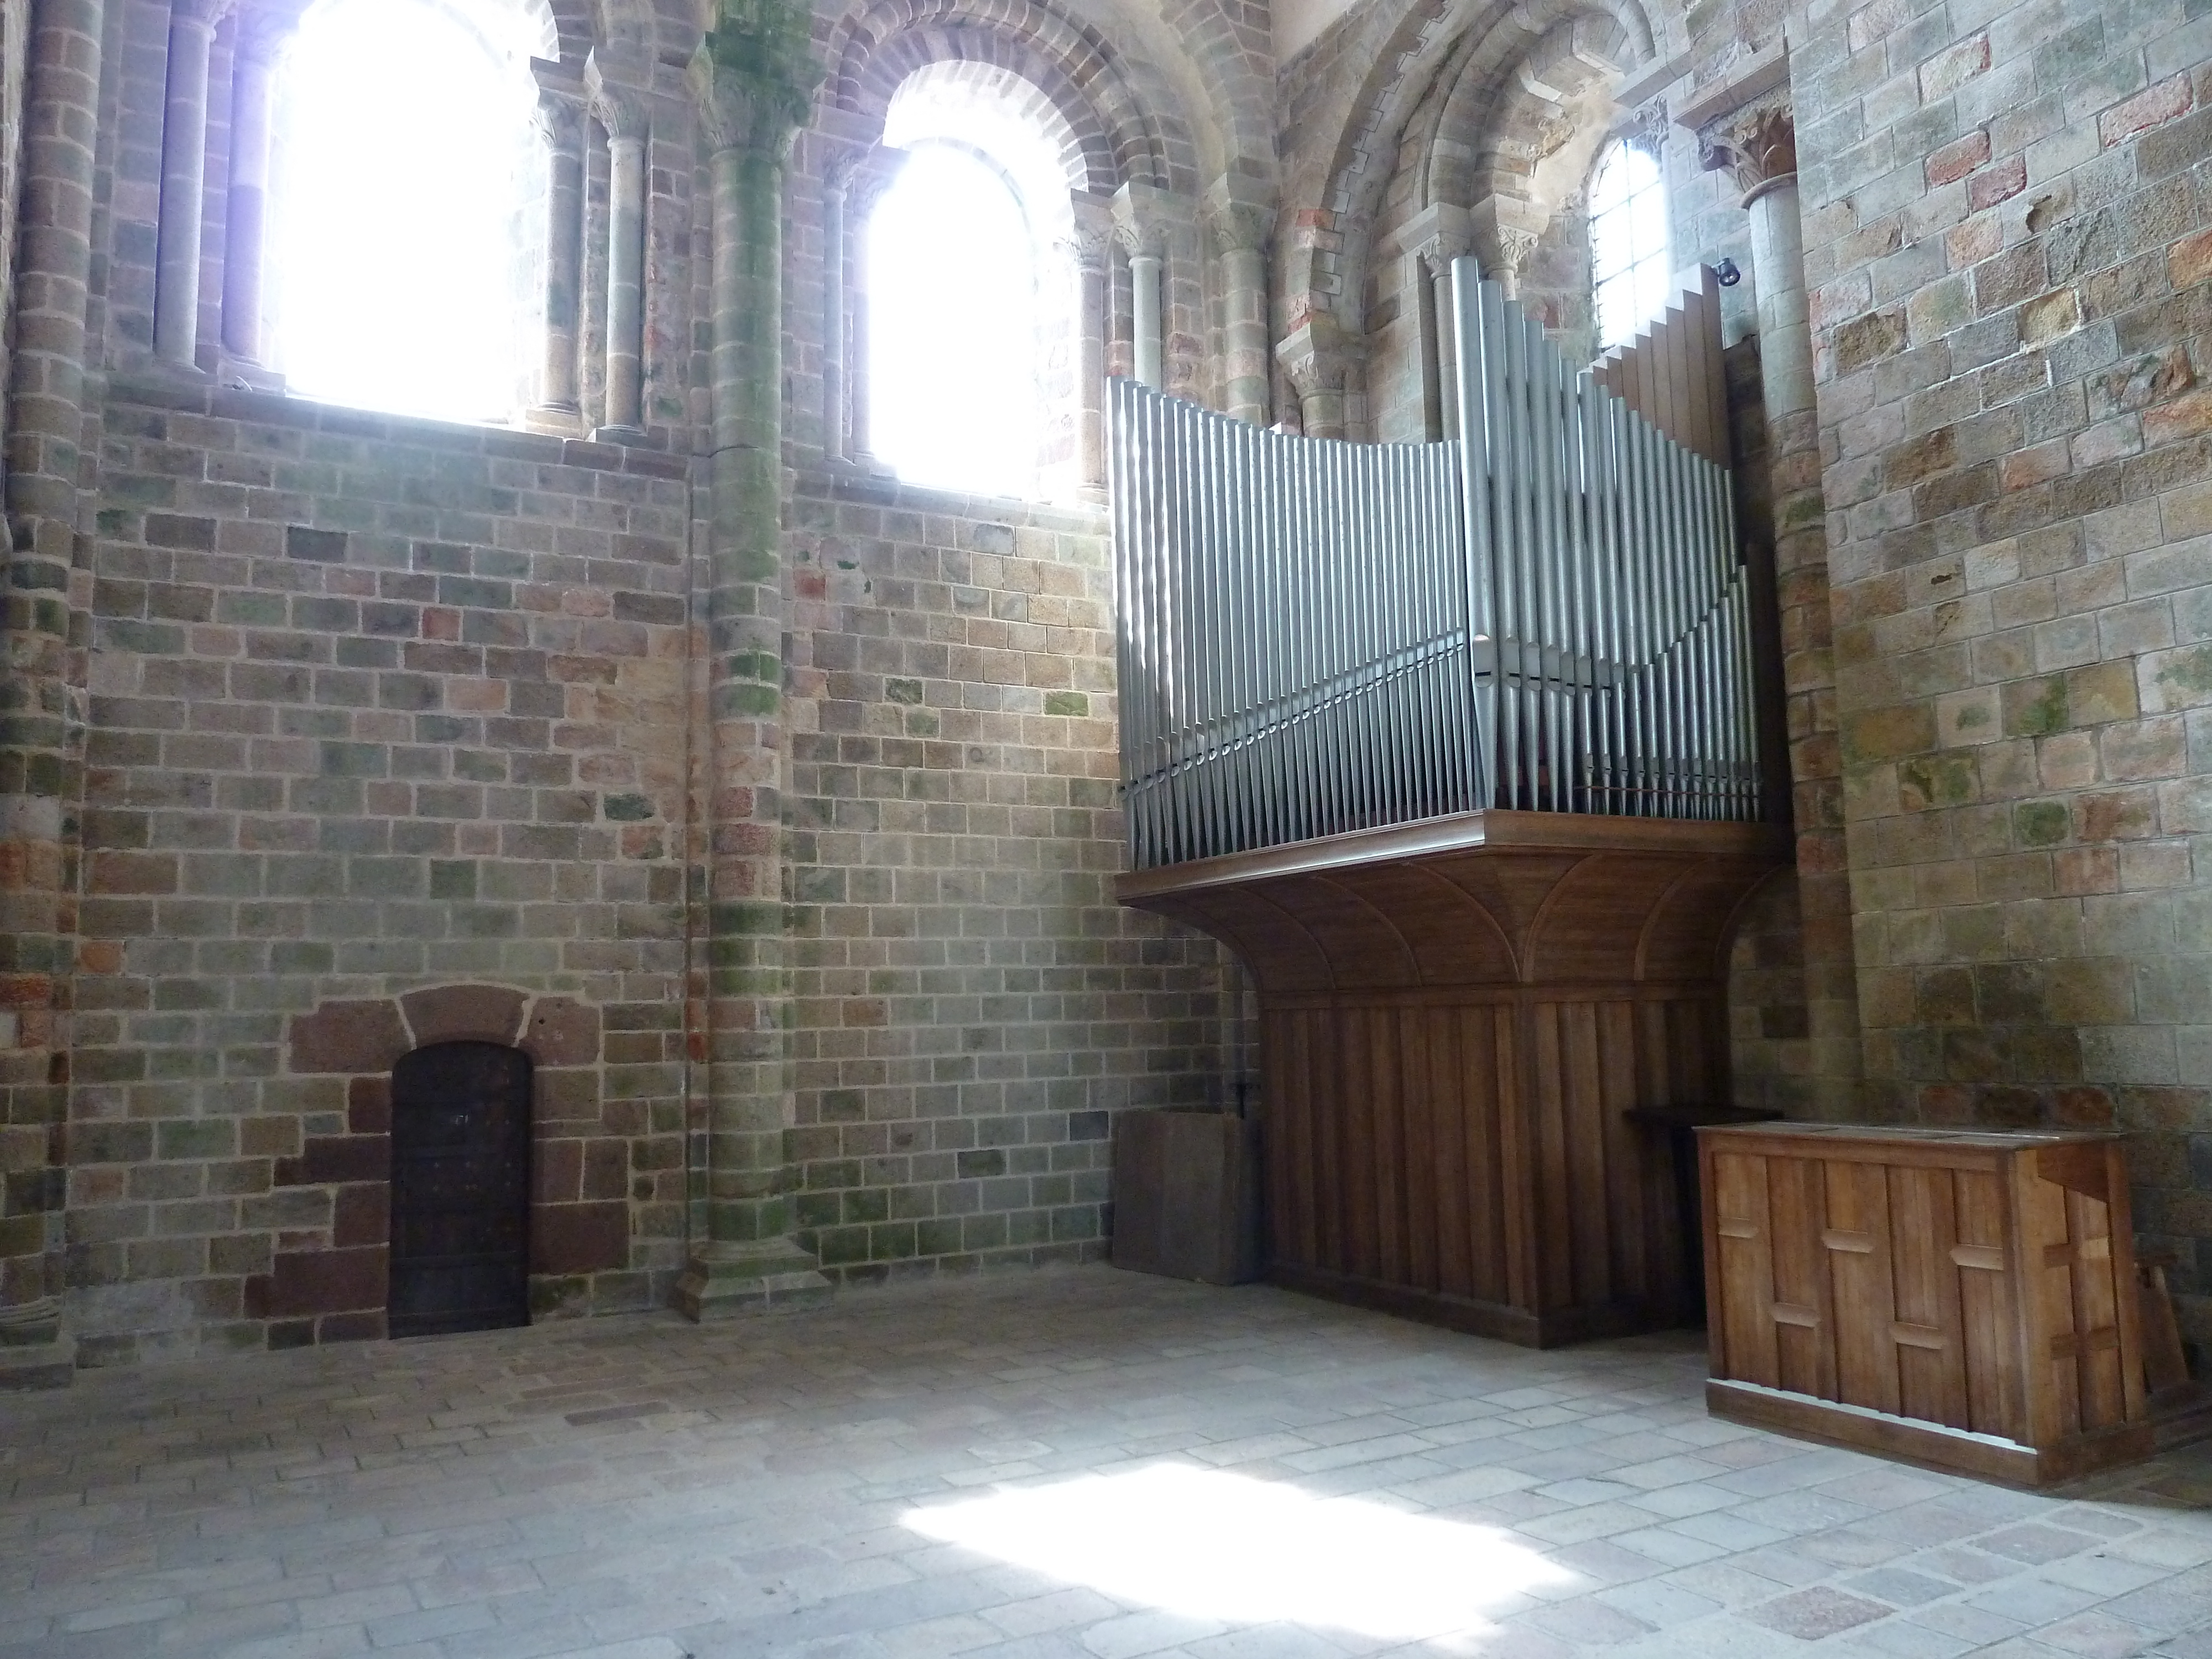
(793, 460, 1109, 533)
(100, 369, 692, 482)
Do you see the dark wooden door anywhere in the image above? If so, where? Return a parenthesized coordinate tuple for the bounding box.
(389, 1042, 532, 1338)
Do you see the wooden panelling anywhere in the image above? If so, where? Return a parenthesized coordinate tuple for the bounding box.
(1121, 811, 1788, 1347)
(1701, 1123, 2152, 1485)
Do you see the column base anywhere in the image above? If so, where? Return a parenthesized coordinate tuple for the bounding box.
(592, 424, 650, 445)
(0, 1301, 76, 1391)
(674, 1238, 832, 1321)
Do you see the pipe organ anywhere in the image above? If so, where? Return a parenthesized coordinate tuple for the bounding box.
(1112, 260, 1791, 1346)
(1114, 260, 1761, 872)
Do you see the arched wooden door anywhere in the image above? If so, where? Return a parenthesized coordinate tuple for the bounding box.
(389, 1042, 533, 1337)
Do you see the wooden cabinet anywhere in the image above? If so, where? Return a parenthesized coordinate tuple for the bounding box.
(1698, 1122, 2151, 1485)
(1119, 810, 1789, 1346)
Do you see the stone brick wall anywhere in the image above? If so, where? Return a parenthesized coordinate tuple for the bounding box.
(67, 378, 693, 1361)
(782, 471, 1235, 1281)
(1797, 0, 2212, 1338)
(0, 0, 28, 452)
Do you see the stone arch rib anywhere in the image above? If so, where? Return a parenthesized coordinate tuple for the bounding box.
(825, 0, 1198, 195)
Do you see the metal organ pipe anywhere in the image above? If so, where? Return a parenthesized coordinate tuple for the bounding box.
(1109, 256, 1764, 870)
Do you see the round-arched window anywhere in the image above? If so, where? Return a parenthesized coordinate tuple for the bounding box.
(1589, 140, 1669, 349)
(269, 0, 546, 424)
(868, 143, 1045, 499)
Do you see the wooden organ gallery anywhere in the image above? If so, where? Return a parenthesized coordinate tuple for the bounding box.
(1105, 259, 2195, 1484)
(1111, 259, 1792, 1345)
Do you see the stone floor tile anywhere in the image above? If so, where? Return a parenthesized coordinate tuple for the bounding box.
(1840, 1566, 1955, 1606)
(3, 1270, 2209, 1659)
(1739, 1585, 1892, 1639)
(1845, 1618, 1985, 1659)
(2031, 1610, 2161, 1658)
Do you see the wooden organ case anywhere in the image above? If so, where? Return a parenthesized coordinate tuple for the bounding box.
(1110, 263, 1786, 1344)
(1698, 1123, 2154, 1484)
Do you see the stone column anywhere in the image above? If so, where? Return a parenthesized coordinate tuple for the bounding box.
(842, 153, 899, 466)
(1069, 195, 1112, 489)
(1698, 96, 1863, 1116)
(220, 9, 278, 365)
(1275, 314, 1345, 440)
(2, 0, 107, 1391)
(1113, 183, 1167, 392)
(154, 0, 226, 368)
(1470, 194, 1545, 305)
(1205, 182, 1272, 425)
(676, 0, 829, 1318)
(533, 71, 586, 419)
(588, 64, 649, 441)
(1401, 203, 1470, 443)
(820, 150, 859, 462)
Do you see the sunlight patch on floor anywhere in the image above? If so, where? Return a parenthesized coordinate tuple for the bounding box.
(904, 1462, 1579, 1640)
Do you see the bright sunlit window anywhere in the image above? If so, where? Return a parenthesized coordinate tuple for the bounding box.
(868, 70, 1077, 502)
(868, 144, 1041, 498)
(270, 0, 546, 424)
(904, 1463, 1577, 1642)
(1591, 140, 1670, 349)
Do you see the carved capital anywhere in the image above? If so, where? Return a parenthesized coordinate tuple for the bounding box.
(171, 0, 239, 30)
(821, 143, 869, 202)
(1675, 42, 1797, 207)
(1274, 314, 1345, 399)
(1468, 194, 1547, 288)
(1623, 99, 1669, 160)
(1397, 201, 1473, 282)
(533, 69, 586, 150)
(1113, 180, 1188, 262)
(1492, 228, 1539, 287)
(586, 53, 651, 143)
(1068, 193, 1116, 273)
(690, 0, 823, 158)
(1699, 103, 1797, 205)
(232, 1, 305, 62)
(839, 146, 907, 217)
(1203, 178, 1274, 258)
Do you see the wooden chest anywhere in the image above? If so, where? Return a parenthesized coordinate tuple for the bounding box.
(1697, 1123, 2150, 1485)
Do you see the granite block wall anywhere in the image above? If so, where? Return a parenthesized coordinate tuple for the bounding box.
(1797, 0, 2212, 1338)
(782, 472, 1236, 1282)
(66, 378, 693, 1361)
(1, 0, 28, 453)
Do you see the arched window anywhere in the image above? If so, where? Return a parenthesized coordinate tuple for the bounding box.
(865, 68, 1079, 501)
(1589, 140, 1668, 350)
(269, 0, 548, 424)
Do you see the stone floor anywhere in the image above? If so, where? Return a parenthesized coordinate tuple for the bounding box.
(3, 1267, 2211, 1659)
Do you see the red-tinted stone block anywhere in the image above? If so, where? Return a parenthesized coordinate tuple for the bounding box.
(521, 997, 599, 1066)
(532, 1202, 627, 1275)
(333, 1182, 390, 1247)
(582, 1140, 628, 1202)
(275, 1135, 390, 1187)
(347, 1076, 390, 1135)
(401, 984, 527, 1048)
(289, 1000, 409, 1074)
(248, 1246, 387, 1317)
(2101, 74, 2193, 148)
(534, 1138, 582, 1203)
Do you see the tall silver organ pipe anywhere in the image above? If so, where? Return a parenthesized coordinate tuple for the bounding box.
(1112, 257, 1763, 871)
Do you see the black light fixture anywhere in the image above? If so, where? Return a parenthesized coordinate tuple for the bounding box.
(1714, 258, 1743, 287)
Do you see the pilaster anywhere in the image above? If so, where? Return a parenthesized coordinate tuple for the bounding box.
(586, 52, 651, 440)
(2, 0, 109, 1390)
(1679, 53, 1863, 1117)
(1203, 179, 1274, 425)
(677, 0, 830, 1318)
